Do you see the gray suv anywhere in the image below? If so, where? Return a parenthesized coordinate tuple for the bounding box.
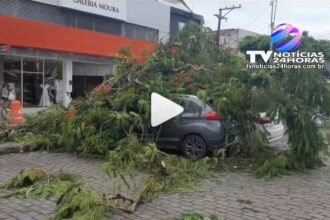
(155, 95, 228, 159)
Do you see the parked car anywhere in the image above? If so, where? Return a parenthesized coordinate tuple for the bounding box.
(155, 95, 224, 159)
(154, 95, 287, 159)
(256, 112, 286, 148)
(324, 75, 330, 84)
(154, 95, 235, 159)
(312, 112, 328, 128)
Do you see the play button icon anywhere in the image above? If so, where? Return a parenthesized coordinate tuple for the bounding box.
(151, 93, 184, 127)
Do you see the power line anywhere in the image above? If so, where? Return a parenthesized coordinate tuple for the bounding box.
(242, 7, 272, 28)
(235, 10, 269, 34)
(214, 4, 271, 49)
(244, 6, 270, 30)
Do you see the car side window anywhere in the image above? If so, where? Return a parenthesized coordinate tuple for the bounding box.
(181, 99, 202, 118)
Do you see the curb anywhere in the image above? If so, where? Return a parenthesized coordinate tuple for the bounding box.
(0, 143, 31, 155)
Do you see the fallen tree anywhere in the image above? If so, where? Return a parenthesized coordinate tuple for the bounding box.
(1, 23, 329, 213)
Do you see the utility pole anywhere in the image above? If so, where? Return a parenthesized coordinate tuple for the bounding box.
(215, 4, 241, 46)
(270, 0, 278, 51)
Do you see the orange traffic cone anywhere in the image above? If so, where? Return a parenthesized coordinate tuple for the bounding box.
(9, 100, 24, 126)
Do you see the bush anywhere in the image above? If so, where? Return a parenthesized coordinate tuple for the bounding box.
(102, 134, 217, 201)
(0, 169, 114, 220)
(285, 108, 327, 169)
(256, 155, 291, 179)
(53, 185, 108, 220)
(25, 106, 66, 134)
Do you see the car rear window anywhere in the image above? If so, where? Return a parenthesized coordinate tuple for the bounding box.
(204, 103, 214, 113)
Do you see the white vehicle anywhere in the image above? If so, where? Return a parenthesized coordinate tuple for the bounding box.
(324, 76, 330, 84)
(256, 113, 287, 149)
(312, 113, 327, 128)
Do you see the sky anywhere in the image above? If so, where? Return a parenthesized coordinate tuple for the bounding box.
(184, 0, 330, 40)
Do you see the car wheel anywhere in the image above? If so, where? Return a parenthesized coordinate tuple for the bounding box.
(182, 135, 207, 159)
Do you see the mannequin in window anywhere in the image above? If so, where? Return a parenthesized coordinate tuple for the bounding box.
(39, 84, 51, 107)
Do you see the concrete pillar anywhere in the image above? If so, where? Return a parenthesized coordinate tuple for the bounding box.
(62, 59, 73, 108)
(0, 57, 4, 85)
(121, 23, 126, 37)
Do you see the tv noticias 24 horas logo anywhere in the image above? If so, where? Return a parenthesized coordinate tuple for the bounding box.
(246, 23, 325, 70)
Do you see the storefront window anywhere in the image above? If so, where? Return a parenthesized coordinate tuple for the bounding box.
(22, 58, 44, 107)
(0, 56, 63, 108)
(1, 56, 22, 104)
(45, 60, 63, 105)
(72, 62, 109, 98)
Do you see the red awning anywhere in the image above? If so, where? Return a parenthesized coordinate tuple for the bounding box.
(0, 15, 157, 59)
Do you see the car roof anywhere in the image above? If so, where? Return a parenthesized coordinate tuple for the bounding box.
(177, 94, 199, 99)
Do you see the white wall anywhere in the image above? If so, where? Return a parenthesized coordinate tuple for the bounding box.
(126, 0, 171, 42)
(30, 0, 172, 42)
(62, 59, 73, 107)
(60, 0, 127, 20)
(32, 0, 127, 20)
(63, 59, 73, 93)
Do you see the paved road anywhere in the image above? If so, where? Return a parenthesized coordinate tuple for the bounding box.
(1, 152, 330, 220)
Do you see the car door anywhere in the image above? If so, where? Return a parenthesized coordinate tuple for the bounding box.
(156, 97, 203, 149)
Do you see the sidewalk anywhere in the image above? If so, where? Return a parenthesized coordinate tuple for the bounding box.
(1, 152, 330, 220)
(22, 108, 47, 116)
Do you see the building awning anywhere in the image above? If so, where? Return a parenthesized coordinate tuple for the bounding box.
(0, 15, 156, 59)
